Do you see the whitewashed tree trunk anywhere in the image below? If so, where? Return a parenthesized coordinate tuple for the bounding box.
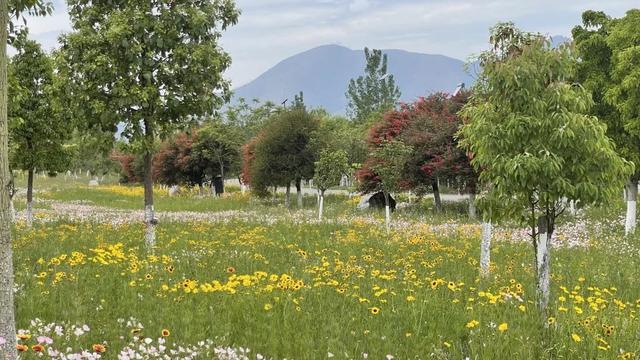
(480, 221, 492, 276)
(625, 180, 637, 236)
(569, 200, 577, 216)
(318, 190, 325, 221)
(142, 142, 156, 249)
(240, 183, 246, 195)
(296, 179, 303, 208)
(384, 192, 391, 233)
(285, 184, 291, 208)
(0, 0, 18, 354)
(144, 205, 156, 249)
(468, 192, 477, 220)
(26, 168, 33, 228)
(8, 198, 14, 222)
(536, 216, 552, 312)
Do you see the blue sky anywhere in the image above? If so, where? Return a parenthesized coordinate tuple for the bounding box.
(25, 0, 637, 87)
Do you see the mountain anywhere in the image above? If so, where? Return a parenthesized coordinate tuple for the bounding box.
(232, 44, 475, 114)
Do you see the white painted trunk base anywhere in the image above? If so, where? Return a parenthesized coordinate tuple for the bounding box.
(480, 221, 491, 276)
(625, 200, 636, 236)
(144, 205, 156, 249)
(536, 227, 551, 312)
(468, 193, 477, 220)
(385, 204, 391, 232)
(26, 201, 33, 228)
(318, 194, 324, 221)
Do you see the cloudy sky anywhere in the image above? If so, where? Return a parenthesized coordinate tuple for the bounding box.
(26, 0, 636, 87)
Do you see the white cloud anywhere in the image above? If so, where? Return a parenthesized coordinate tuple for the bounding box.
(13, 0, 640, 87)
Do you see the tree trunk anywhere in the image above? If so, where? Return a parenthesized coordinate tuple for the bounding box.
(143, 149, 156, 249)
(384, 191, 391, 233)
(432, 179, 442, 213)
(296, 178, 302, 208)
(26, 168, 34, 228)
(219, 160, 225, 194)
(468, 191, 476, 220)
(318, 189, 325, 221)
(625, 179, 637, 236)
(536, 216, 552, 313)
(480, 220, 492, 277)
(0, 0, 18, 354)
(285, 184, 291, 208)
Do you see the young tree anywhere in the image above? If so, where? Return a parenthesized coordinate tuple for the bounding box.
(192, 121, 243, 191)
(314, 149, 348, 220)
(346, 48, 401, 123)
(249, 108, 318, 206)
(60, 0, 239, 248)
(8, 36, 70, 228)
(460, 36, 632, 313)
(573, 10, 640, 235)
(603, 9, 640, 235)
(370, 140, 412, 232)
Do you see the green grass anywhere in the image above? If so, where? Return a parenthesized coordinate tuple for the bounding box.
(4, 179, 640, 359)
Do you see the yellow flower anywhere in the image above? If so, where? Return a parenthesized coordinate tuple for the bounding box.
(370, 307, 381, 315)
(443, 341, 451, 348)
(498, 323, 508, 332)
(264, 303, 272, 311)
(161, 329, 170, 337)
(547, 317, 556, 326)
(571, 333, 582, 342)
(465, 320, 479, 329)
(518, 304, 526, 312)
(406, 295, 416, 302)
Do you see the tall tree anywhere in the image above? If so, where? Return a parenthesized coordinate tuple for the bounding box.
(460, 35, 632, 314)
(573, 10, 640, 236)
(60, 0, 239, 248)
(346, 47, 400, 123)
(602, 9, 640, 235)
(0, 1, 52, 357)
(8, 36, 70, 228)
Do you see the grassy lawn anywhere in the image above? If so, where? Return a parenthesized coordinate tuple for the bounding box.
(4, 179, 640, 359)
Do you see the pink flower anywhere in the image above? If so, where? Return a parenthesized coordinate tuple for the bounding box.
(37, 336, 53, 344)
(0, 336, 6, 346)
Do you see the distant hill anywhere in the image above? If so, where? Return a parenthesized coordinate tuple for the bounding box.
(232, 44, 475, 114)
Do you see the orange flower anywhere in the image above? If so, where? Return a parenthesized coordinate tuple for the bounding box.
(32, 344, 45, 352)
(226, 267, 236, 274)
(161, 329, 170, 337)
(17, 334, 31, 341)
(16, 344, 28, 352)
(92, 344, 106, 353)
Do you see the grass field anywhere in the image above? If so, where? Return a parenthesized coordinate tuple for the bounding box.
(2, 176, 639, 359)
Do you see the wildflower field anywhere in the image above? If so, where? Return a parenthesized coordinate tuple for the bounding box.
(3, 178, 640, 359)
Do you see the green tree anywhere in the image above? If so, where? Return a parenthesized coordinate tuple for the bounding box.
(314, 149, 348, 220)
(573, 10, 640, 236)
(193, 120, 244, 190)
(224, 97, 277, 141)
(460, 36, 632, 314)
(346, 48, 400, 123)
(603, 9, 640, 235)
(60, 0, 239, 248)
(250, 108, 318, 207)
(370, 140, 412, 232)
(8, 36, 71, 228)
(0, 1, 52, 356)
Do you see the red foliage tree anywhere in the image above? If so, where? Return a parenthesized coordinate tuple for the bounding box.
(357, 92, 477, 199)
(110, 150, 141, 183)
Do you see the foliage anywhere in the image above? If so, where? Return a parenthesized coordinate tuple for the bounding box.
(8, 36, 71, 174)
(357, 93, 475, 195)
(572, 10, 640, 178)
(192, 121, 243, 179)
(605, 10, 640, 144)
(370, 140, 413, 195)
(248, 108, 319, 196)
(223, 97, 278, 141)
(314, 149, 349, 192)
(460, 37, 632, 234)
(346, 48, 401, 123)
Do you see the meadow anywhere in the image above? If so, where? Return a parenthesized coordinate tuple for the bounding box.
(3, 175, 639, 359)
